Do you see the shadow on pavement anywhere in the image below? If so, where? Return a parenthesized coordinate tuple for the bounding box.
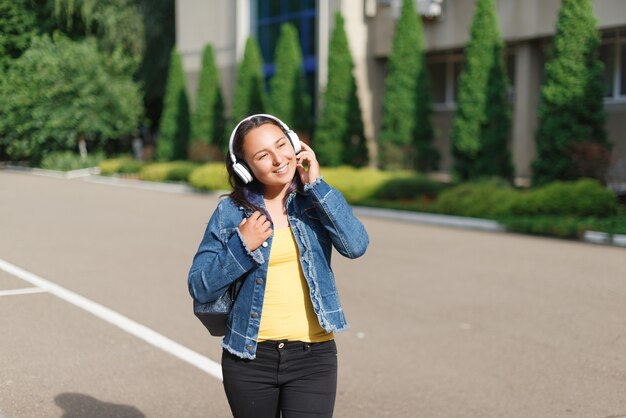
(55, 393, 145, 418)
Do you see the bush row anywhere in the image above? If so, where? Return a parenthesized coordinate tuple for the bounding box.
(95, 158, 624, 236)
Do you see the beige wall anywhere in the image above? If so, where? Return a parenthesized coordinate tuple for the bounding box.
(175, 0, 241, 110)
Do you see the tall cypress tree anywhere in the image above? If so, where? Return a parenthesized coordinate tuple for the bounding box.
(191, 43, 225, 158)
(379, 0, 434, 170)
(450, 0, 513, 181)
(156, 47, 190, 161)
(533, 0, 608, 186)
(231, 37, 266, 129)
(269, 23, 311, 135)
(315, 12, 367, 167)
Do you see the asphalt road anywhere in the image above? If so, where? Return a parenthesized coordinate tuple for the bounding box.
(1, 170, 625, 418)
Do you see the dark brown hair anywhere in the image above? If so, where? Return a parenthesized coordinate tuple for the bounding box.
(226, 115, 303, 214)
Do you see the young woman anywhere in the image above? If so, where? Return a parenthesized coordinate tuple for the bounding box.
(188, 114, 369, 418)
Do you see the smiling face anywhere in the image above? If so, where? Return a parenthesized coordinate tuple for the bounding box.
(241, 123, 297, 194)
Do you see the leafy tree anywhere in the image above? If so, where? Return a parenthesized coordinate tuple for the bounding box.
(379, 0, 436, 170)
(268, 23, 311, 135)
(533, 0, 608, 186)
(191, 43, 226, 158)
(315, 12, 367, 167)
(138, 0, 175, 131)
(0, 34, 142, 162)
(231, 37, 266, 130)
(0, 0, 37, 70)
(156, 48, 191, 161)
(53, 0, 144, 68)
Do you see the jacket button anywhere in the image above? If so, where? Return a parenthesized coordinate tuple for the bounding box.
(251, 312, 258, 319)
(256, 277, 263, 284)
(245, 345, 253, 351)
(262, 241, 268, 248)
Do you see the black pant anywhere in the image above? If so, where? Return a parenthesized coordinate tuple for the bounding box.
(221, 340, 338, 418)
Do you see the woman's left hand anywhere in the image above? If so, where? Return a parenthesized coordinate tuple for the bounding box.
(296, 142, 320, 185)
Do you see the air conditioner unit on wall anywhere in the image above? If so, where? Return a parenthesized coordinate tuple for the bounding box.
(376, 0, 443, 20)
(417, 0, 443, 19)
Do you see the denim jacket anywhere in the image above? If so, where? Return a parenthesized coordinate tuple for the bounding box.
(188, 178, 369, 359)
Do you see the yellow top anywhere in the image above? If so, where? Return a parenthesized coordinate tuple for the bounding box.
(257, 228, 334, 343)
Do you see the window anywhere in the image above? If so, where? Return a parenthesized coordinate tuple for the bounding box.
(255, 0, 317, 76)
(427, 49, 515, 110)
(427, 52, 462, 109)
(600, 28, 626, 101)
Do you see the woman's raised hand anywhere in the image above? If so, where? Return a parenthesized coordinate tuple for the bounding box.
(296, 142, 320, 185)
(238, 211, 272, 251)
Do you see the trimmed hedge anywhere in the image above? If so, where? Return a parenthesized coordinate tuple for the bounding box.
(432, 178, 617, 219)
(97, 160, 624, 241)
(322, 166, 404, 202)
(139, 161, 199, 182)
(433, 178, 518, 218)
(500, 216, 626, 238)
(188, 162, 230, 191)
(98, 157, 145, 175)
(510, 179, 617, 217)
(374, 174, 448, 200)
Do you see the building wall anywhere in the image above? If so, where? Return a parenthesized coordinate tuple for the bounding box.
(176, 0, 626, 183)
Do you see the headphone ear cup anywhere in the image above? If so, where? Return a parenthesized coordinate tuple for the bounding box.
(287, 130, 301, 154)
(233, 162, 253, 184)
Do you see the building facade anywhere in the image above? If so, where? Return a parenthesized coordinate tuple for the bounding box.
(176, 0, 626, 185)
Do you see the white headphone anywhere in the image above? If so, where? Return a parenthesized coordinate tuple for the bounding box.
(228, 114, 302, 184)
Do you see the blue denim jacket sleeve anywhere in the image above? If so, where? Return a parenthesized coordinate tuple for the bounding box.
(187, 200, 264, 304)
(304, 178, 369, 259)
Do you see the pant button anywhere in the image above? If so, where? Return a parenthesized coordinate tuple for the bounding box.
(278, 342, 285, 349)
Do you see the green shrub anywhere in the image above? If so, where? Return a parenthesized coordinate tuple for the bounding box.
(322, 167, 401, 203)
(510, 178, 617, 217)
(188, 163, 230, 191)
(500, 216, 587, 239)
(40, 151, 105, 171)
(433, 178, 518, 218)
(98, 157, 144, 175)
(374, 174, 447, 200)
(139, 161, 199, 182)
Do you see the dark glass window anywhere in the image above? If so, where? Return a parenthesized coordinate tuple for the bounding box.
(428, 62, 446, 103)
(600, 43, 616, 97)
(621, 43, 626, 96)
(255, 0, 317, 76)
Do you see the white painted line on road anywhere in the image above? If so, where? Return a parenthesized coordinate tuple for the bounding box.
(0, 287, 48, 297)
(0, 258, 223, 381)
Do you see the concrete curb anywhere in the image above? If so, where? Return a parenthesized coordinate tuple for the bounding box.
(353, 206, 505, 232)
(1, 164, 100, 179)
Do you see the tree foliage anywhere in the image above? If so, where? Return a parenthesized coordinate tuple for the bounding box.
(315, 12, 367, 167)
(268, 23, 311, 135)
(191, 43, 226, 155)
(378, 0, 436, 170)
(0, 0, 37, 70)
(53, 0, 144, 69)
(532, 0, 608, 186)
(0, 33, 142, 162)
(231, 37, 266, 129)
(138, 0, 175, 130)
(450, 0, 513, 181)
(156, 48, 191, 161)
